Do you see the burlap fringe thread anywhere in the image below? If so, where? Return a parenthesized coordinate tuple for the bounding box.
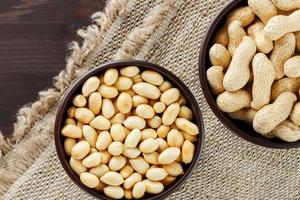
(0, 0, 178, 196)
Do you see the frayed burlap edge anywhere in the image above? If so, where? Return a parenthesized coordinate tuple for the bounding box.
(0, 0, 182, 197)
(0, 0, 128, 158)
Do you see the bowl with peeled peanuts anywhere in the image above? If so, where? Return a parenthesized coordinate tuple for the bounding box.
(54, 60, 204, 199)
(199, 0, 300, 148)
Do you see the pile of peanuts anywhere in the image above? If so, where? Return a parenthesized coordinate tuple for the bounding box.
(61, 66, 199, 199)
(207, 0, 300, 142)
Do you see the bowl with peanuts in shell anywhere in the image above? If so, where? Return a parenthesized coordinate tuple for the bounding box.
(199, 0, 300, 148)
(54, 60, 204, 199)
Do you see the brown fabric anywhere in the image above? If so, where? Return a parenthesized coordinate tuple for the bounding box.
(1, 0, 300, 199)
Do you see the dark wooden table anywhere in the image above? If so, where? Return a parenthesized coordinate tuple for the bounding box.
(0, 0, 105, 136)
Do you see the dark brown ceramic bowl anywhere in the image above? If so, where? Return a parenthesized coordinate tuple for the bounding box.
(55, 60, 204, 199)
(199, 0, 300, 149)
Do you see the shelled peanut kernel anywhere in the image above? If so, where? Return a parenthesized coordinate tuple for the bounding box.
(61, 66, 199, 199)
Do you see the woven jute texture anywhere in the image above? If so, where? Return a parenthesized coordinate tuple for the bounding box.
(1, 0, 300, 199)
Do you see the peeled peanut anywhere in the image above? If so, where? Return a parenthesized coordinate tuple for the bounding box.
(147, 116, 162, 129)
(68, 106, 76, 118)
(155, 138, 169, 153)
(209, 44, 231, 68)
(104, 68, 118, 86)
(89, 164, 109, 178)
(175, 118, 199, 136)
(96, 131, 112, 150)
(70, 157, 87, 175)
(158, 147, 180, 165)
(284, 56, 300, 78)
(71, 141, 90, 160)
(95, 181, 106, 192)
(108, 142, 124, 156)
(162, 103, 180, 126)
(82, 76, 100, 97)
(110, 113, 125, 124)
(110, 124, 126, 142)
(143, 152, 159, 165)
(141, 70, 164, 86)
(159, 81, 172, 92)
(120, 66, 140, 77)
(270, 33, 296, 80)
(61, 124, 82, 138)
(64, 138, 76, 156)
(143, 179, 164, 194)
(132, 82, 161, 99)
(223, 36, 256, 91)
(135, 104, 155, 119)
(163, 162, 184, 177)
(65, 118, 76, 125)
(123, 116, 146, 130)
(120, 165, 134, 179)
(114, 76, 133, 91)
(99, 150, 112, 164)
(123, 148, 141, 159)
(104, 186, 124, 199)
(72, 94, 87, 107)
(290, 103, 300, 126)
(129, 157, 150, 174)
(132, 74, 143, 83)
(166, 129, 184, 148)
(88, 92, 102, 114)
(157, 125, 170, 139)
(182, 131, 197, 142)
(253, 92, 297, 134)
(82, 125, 97, 147)
(161, 176, 176, 186)
(228, 20, 246, 55)
(132, 95, 148, 107)
(178, 106, 193, 121)
(141, 129, 157, 140)
(124, 189, 133, 199)
(251, 53, 275, 110)
(90, 116, 111, 130)
(182, 140, 195, 164)
(98, 85, 119, 98)
(124, 173, 142, 189)
(132, 182, 146, 199)
(100, 171, 124, 186)
(146, 168, 168, 181)
(228, 108, 257, 125)
(75, 108, 95, 124)
(139, 138, 159, 153)
(160, 88, 180, 105)
(125, 129, 142, 148)
(153, 102, 166, 114)
(248, 0, 277, 23)
(206, 66, 225, 95)
(109, 156, 126, 171)
(216, 90, 251, 113)
(102, 99, 115, 119)
(117, 92, 132, 114)
(82, 152, 102, 168)
(80, 172, 99, 188)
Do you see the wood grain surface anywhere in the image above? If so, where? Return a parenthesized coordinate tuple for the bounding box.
(0, 0, 105, 136)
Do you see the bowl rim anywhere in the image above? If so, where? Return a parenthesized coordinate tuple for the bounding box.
(198, 0, 300, 149)
(54, 60, 205, 200)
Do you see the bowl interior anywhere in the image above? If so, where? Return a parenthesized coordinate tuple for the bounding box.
(55, 60, 205, 199)
(199, 0, 300, 149)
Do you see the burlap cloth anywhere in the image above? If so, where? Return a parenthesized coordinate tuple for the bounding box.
(1, 0, 300, 199)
